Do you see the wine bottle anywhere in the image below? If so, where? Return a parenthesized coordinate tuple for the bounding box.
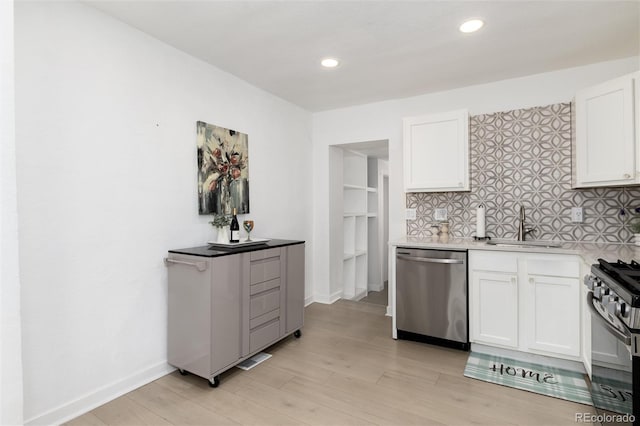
(230, 208, 240, 243)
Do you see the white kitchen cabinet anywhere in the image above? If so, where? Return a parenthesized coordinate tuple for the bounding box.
(403, 109, 469, 192)
(469, 250, 582, 361)
(523, 257, 580, 357)
(524, 275, 580, 357)
(574, 72, 640, 188)
(470, 271, 519, 348)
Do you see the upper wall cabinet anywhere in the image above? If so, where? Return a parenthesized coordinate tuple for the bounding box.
(573, 72, 640, 188)
(403, 109, 470, 192)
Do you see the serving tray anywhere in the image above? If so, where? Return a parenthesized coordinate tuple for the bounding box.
(206, 238, 270, 248)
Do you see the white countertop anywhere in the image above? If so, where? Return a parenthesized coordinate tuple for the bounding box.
(391, 236, 640, 265)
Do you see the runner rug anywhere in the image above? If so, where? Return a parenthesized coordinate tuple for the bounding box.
(463, 352, 593, 406)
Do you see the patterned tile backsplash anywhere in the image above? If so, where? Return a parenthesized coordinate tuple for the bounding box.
(406, 103, 640, 243)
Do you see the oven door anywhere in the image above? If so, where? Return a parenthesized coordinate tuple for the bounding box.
(588, 291, 638, 425)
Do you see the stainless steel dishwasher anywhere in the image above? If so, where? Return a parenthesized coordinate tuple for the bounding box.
(396, 248, 469, 350)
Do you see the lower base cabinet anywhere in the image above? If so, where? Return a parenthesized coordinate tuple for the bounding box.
(471, 270, 518, 348)
(526, 274, 580, 356)
(469, 250, 581, 360)
(166, 243, 305, 387)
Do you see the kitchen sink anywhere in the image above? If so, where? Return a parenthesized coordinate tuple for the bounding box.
(485, 239, 562, 249)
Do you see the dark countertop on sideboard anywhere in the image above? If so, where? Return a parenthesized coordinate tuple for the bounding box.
(168, 239, 305, 258)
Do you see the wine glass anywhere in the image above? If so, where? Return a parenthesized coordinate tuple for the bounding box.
(243, 220, 254, 241)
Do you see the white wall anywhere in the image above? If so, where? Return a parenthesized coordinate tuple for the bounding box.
(378, 160, 389, 287)
(14, 2, 312, 424)
(311, 56, 639, 302)
(1, 1, 25, 424)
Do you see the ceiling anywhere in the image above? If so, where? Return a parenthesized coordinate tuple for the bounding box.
(87, 1, 639, 112)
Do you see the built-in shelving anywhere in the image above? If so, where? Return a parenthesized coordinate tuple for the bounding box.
(329, 146, 385, 302)
(366, 157, 382, 293)
(344, 183, 366, 190)
(341, 150, 368, 300)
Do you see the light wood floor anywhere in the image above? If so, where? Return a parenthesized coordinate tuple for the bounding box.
(67, 300, 595, 425)
(358, 282, 388, 307)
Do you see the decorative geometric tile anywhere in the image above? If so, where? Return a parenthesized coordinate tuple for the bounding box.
(406, 102, 634, 243)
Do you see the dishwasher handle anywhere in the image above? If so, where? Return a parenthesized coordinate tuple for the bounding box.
(396, 254, 464, 265)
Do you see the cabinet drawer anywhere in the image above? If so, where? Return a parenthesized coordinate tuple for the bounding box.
(250, 319, 280, 353)
(250, 258, 281, 284)
(250, 308, 280, 330)
(527, 256, 579, 278)
(469, 250, 518, 273)
(250, 248, 280, 261)
(250, 289, 280, 319)
(250, 277, 280, 296)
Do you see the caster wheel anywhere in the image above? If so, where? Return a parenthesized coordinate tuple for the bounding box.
(294, 330, 302, 338)
(179, 369, 188, 376)
(209, 375, 220, 388)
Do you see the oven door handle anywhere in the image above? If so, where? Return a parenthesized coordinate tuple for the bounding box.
(587, 291, 632, 346)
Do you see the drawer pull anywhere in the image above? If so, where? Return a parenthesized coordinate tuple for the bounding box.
(164, 258, 207, 272)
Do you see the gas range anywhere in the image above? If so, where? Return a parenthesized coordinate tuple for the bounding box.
(586, 259, 640, 331)
(586, 259, 640, 425)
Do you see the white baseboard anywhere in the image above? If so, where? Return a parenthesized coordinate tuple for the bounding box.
(368, 282, 384, 292)
(352, 288, 367, 301)
(385, 305, 392, 317)
(25, 361, 174, 426)
(304, 296, 315, 306)
(312, 289, 343, 304)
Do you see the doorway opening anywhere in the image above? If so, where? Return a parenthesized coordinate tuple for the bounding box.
(328, 140, 389, 308)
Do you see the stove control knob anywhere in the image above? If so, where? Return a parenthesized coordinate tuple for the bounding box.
(617, 302, 629, 318)
(584, 275, 594, 290)
(584, 275, 597, 290)
(594, 286, 609, 300)
(593, 283, 605, 300)
(593, 286, 602, 300)
(606, 296, 619, 315)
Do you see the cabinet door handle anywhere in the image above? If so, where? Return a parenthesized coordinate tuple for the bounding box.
(164, 258, 208, 272)
(458, 182, 463, 187)
(624, 173, 631, 179)
(511, 277, 517, 285)
(529, 277, 535, 285)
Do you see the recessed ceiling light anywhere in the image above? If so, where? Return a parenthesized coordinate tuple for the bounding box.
(459, 19, 484, 33)
(321, 58, 340, 68)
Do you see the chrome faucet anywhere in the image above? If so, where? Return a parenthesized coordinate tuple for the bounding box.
(517, 205, 536, 241)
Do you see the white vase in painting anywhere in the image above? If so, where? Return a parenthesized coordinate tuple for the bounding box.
(216, 227, 230, 244)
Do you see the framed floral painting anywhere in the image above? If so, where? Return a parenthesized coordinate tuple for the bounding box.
(197, 121, 250, 214)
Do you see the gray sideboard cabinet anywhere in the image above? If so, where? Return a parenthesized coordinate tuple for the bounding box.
(165, 240, 305, 387)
